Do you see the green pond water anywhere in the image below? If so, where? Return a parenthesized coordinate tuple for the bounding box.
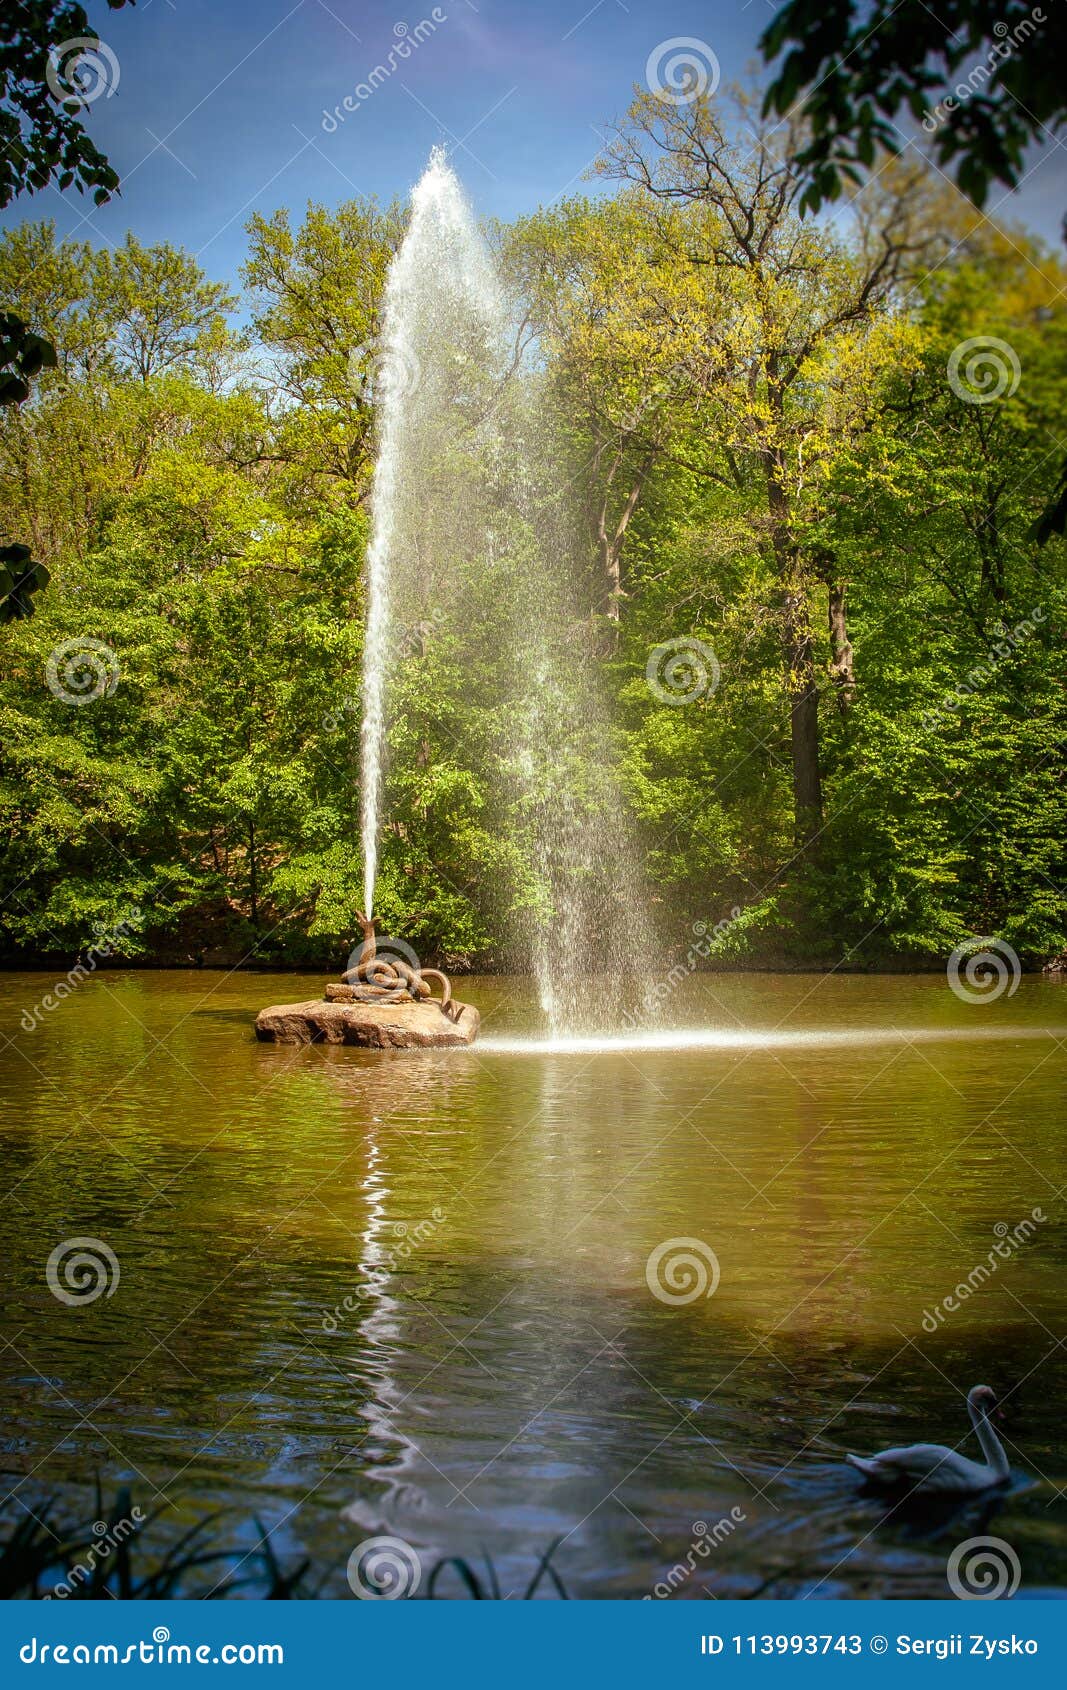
(1, 968, 1066, 1598)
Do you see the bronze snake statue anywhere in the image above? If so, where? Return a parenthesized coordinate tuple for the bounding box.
(343, 910, 458, 1020)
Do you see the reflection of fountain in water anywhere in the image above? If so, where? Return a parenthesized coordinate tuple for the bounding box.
(357, 148, 656, 1035)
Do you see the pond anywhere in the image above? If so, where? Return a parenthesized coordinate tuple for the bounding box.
(2, 968, 1066, 1598)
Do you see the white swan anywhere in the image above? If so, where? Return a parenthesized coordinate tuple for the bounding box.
(846, 1384, 1011, 1495)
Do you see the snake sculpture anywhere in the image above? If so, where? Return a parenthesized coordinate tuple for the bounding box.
(343, 911, 458, 1020)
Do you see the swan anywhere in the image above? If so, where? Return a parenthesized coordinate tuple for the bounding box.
(846, 1384, 1011, 1495)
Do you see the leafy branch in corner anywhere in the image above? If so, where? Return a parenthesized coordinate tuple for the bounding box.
(0, 0, 134, 622)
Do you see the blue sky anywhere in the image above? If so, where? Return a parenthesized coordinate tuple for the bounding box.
(4, 0, 1065, 291)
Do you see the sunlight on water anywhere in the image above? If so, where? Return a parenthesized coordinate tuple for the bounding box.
(477, 1025, 1064, 1055)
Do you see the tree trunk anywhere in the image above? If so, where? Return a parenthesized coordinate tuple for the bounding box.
(827, 580, 856, 709)
(591, 521, 623, 657)
(590, 445, 652, 638)
(783, 588, 823, 829)
(248, 820, 259, 928)
(595, 525, 622, 621)
(764, 450, 823, 842)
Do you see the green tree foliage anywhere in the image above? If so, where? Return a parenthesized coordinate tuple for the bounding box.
(1, 0, 135, 621)
(761, 0, 1067, 215)
(242, 197, 404, 502)
(760, 1, 1067, 543)
(1, 1, 132, 209)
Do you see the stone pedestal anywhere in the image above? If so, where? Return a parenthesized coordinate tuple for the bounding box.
(255, 992, 479, 1048)
(324, 981, 413, 1003)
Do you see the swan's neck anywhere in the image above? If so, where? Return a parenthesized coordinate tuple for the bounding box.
(969, 1400, 1010, 1478)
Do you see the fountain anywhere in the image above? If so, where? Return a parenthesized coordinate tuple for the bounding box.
(256, 149, 654, 1049)
(257, 152, 488, 1048)
(256, 910, 479, 1047)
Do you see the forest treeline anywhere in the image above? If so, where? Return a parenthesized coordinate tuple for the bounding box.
(1, 89, 1065, 972)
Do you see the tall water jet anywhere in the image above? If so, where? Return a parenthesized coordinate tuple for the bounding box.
(356, 149, 657, 1035)
(359, 147, 500, 916)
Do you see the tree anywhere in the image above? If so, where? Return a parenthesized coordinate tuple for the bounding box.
(1, 0, 132, 208)
(1, 0, 134, 621)
(92, 236, 237, 385)
(242, 198, 404, 503)
(2, 97, 1065, 971)
(505, 193, 706, 633)
(761, 0, 1067, 214)
(0, 223, 240, 569)
(805, 254, 1067, 959)
(760, 0, 1067, 540)
(597, 90, 926, 841)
